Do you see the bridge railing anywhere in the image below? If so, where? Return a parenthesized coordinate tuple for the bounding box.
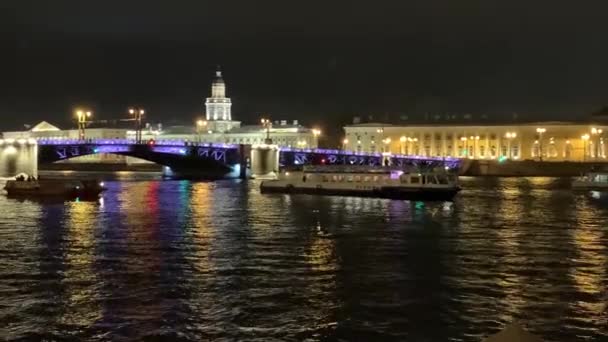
(279, 146, 460, 162)
(36, 138, 239, 149)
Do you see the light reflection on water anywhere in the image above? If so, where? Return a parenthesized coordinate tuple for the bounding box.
(0, 176, 606, 341)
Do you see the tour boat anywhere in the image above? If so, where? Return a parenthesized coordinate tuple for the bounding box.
(4, 174, 105, 199)
(572, 172, 608, 190)
(260, 165, 461, 201)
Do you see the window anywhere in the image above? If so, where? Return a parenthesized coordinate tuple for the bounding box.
(410, 176, 420, 184)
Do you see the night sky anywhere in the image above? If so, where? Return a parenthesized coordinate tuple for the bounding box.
(2, 0, 608, 133)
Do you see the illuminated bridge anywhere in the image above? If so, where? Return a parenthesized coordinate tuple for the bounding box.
(36, 139, 461, 178)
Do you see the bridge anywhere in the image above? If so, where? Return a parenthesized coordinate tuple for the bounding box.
(36, 138, 462, 178)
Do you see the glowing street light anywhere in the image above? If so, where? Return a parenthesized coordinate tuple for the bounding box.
(129, 107, 145, 143)
(536, 128, 546, 161)
(399, 136, 406, 154)
(591, 127, 604, 159)
(195, 119, 207, 142)
(505, 132, 517, 159)
(75, 109, 93, 140)
(260, 117, 272, 144)
(382, 137, 391, 153)
(342, 138, 348, 151)
(582, 134, 590, 161)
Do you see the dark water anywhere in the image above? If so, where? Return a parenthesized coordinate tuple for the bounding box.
(1, 175, 607, 341)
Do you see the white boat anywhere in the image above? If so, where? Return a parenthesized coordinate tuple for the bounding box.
(572, 172, 608, 190)
(260, 165, 460, 201)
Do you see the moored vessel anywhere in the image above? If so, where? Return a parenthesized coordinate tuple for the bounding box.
(4, 174, 105, 199)
(260, 165, 460, 201)
(572, 172, 608, 190)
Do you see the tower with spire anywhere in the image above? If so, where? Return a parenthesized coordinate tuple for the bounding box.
(205, 66, 232, 121)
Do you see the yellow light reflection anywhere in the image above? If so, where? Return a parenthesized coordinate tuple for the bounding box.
(189, 182, 215, 273)
(60, 200, 102, 326)
(570, 200, 607, 320)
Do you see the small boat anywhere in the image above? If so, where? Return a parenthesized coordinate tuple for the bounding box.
(260, 165, 460, 201)
(572, 172, 608, 190)
(4, 174, 105, 199)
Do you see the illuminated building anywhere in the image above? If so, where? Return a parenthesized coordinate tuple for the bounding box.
(204, 67, 240, 133)
(344, 121, 608, 161)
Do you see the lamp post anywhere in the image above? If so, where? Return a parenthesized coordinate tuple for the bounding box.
(591, 128, 603, 159)
(383, 137, 391, 154)
(342, 138, 348, 151)
(75, 109, 92, 141)
(129, 107, 145, 144)
(582, 134, 590, 161)
(407, 137, 418, 155)
(261, 118, 272, 144)
(536, 128, 546, 161)
(312, 128, 321, 148)
(196, 119, 207, 143)
(505, 132, 517, 159)
(400, 136, 406, 154)
(460, 136, 468, 157)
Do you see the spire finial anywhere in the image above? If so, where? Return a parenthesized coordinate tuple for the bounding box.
(216, 65, 222, 78)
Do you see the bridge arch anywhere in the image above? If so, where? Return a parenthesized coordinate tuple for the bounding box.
(38, 142, 244, 178)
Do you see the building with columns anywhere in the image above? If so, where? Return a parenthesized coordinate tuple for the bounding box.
(344, 121, 608, 161)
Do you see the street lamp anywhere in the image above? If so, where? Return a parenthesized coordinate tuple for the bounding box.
(399, 136, 406, 154)
(129, 107, 145, 144)
(582, 134, 590, 161)
(383, 137, 391, 153)
(196, 119, 207, 143)
(505, 132, 517, 159)
(312, 129, 321, 148)
(536, 128, 546, 161)
(460, 136, 468, 157)
(591, 127, 603, 159)
(342, 138, 349, 151)
(407, 137, 418, 155)
(75, 109, 92, 140)
(261, 118, 272, 144)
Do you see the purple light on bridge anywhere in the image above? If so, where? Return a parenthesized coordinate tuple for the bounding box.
(95, 145, 130, 153)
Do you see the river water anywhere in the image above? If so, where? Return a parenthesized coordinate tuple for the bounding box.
(0, 175, 606, 341)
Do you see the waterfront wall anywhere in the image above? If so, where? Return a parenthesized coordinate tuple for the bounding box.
(462, 160, 608, 177)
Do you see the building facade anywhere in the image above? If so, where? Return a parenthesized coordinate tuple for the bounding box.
(204, 68, 240, 133)
(344, 122, 608, 161)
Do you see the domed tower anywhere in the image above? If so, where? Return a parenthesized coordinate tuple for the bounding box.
(205, 66, 232, 121)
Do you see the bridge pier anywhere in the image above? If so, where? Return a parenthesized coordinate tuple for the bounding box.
(250, 145, 279, 179)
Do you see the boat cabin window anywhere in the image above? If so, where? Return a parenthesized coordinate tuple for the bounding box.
(593, 174, 608, 183)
